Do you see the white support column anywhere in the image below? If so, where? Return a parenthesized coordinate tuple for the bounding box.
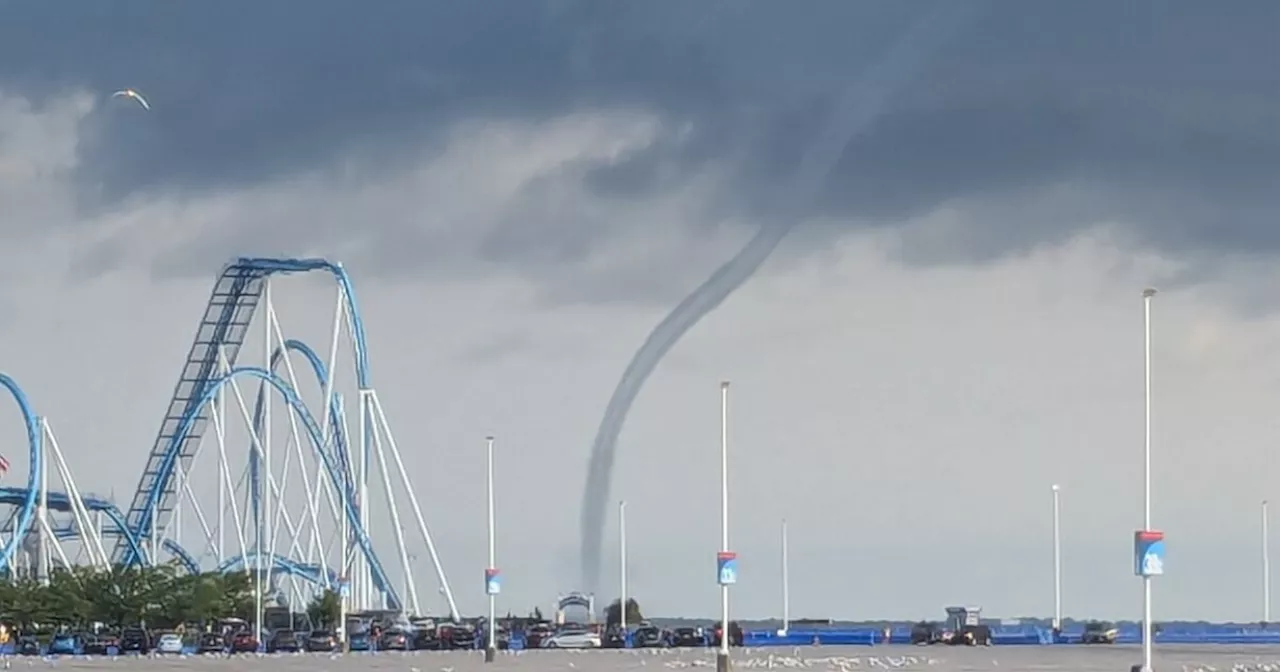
(217, 349, 228, 565)
(174, 466, 183, 549)
(262, 280, 274, 604)
(36, 416, 49, 584)
(369, 389, 458, 619)
(356, 388, 369, 611)
(368, 412, 419, 616)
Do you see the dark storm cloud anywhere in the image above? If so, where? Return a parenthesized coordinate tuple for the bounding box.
(3, 0, 1279, 273)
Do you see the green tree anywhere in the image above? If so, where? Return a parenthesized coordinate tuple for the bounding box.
(307, 589, 342, 629)
(605, 597, 643, 626)
(45, 568, 90, 626)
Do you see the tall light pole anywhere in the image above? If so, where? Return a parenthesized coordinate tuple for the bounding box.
(1052, 484, 1061, 632)
(1264, 500, 1272, 625)
(781, 519, 790, 636)
(1140, 287, 1157, 672)
(619, 500, 628, 644)
(485, 435, 498, 664)
(717, 381, 733, 672)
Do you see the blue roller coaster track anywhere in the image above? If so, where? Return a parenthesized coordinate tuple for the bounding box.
(0, 258, 399, 608)
(0, 374, 42, 574)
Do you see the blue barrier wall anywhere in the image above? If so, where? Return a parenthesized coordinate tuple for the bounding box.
(741, 624, 1280, 646)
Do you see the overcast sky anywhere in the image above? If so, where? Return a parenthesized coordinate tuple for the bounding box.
(3, 0, 1280, 623)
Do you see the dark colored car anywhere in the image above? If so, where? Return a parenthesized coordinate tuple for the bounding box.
(946, 624, 992, 646)
(603, 625, 626, 649)
(267, 629, 300, 653)
(16, 634, 40, 656)
(230, 631, 259, 653)
(119, 627, 150, 654)
(524, 623, 555, 649)
(451, 622, 479, 649)
(306, 630, 339, 652)
(412, 626, 440, 650)
(671, 627, 705, 648)
(910, 621, 943, 645)
(634, 626, 671, 648)
(83, 633, 116, 655)
(435, 622, 474, 650)
(380, 628, 411, 651)
(1081, 621, 1118, 644)
(711, 621, 744, 648)
(198, 633, 227, 654)
(481, 625, 511, 650)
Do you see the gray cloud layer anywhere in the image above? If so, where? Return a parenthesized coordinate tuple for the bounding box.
(3, 0, 1278, 289)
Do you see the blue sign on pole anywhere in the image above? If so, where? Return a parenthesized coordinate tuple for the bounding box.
(338, 577, 350, 598)
(717, 551, 738, 585)
(485, 568, 502, 595)
(1134, 530, 1165, 577)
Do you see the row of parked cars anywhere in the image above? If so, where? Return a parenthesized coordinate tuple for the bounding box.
(521, 621, 745, 649)
(11, 626, 345, 656)
(342, 619, 745, 651)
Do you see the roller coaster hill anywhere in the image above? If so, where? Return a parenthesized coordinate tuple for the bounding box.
(0, 257, 459, 623)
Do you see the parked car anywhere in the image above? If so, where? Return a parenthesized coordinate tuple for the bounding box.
(484, 624, 511, 650)
(671, 627, 705, 648)
(524, 623, 556, 649)
(48, 633, 80, 655)
(945, 624, 992, 646)
(230, 630, 259, 653)
(119, 627, 151, 654)
(306, 630, 339, 652)
(910, 621, 944, 645)
(16, 634, 40, 656)
(603, 625, 626, 648)
(198, 632, 227, 654)
(412, 625, 440, 650)
(541, 628, 601, 649)
(83, 633, 115, 655)
(438, 622, 477, 650)
(156, 633, 185, 655)
(377, 627, 408, 651)
(634, 625, 671, 648)
(267, 629, 300, 653)
(348, 628, 372, 651)
(1082, 621, 1119, 644)
(711, 621, 744, 647)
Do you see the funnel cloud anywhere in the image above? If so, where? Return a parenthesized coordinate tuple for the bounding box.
(578, 2, 986, 594)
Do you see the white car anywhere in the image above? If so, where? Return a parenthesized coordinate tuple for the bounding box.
(156, 633, 184, 654)
(541, 629, 601, 649)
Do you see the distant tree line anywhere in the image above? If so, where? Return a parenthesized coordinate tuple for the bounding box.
(0, 564, 256, 630)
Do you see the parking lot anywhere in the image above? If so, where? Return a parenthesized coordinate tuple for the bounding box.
(12, 644, 1280, 671)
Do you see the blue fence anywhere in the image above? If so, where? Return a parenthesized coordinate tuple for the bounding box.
(739, 625, 1280, 646)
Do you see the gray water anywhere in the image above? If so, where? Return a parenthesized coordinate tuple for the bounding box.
(21, 646, 1280, 671)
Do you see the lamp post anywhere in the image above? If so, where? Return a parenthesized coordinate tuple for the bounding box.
(1265, 500, 1272, 624)
(619, 500, 628, 645)
(717, 381, 733, 672)
(781, 519, 790, 636)
(1052, 484, 1061, 632)
(1139, 287, 1157, 672)
(485, 436, 497, 664)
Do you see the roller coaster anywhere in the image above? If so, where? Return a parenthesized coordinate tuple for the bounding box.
(0, 257, 458, 623)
